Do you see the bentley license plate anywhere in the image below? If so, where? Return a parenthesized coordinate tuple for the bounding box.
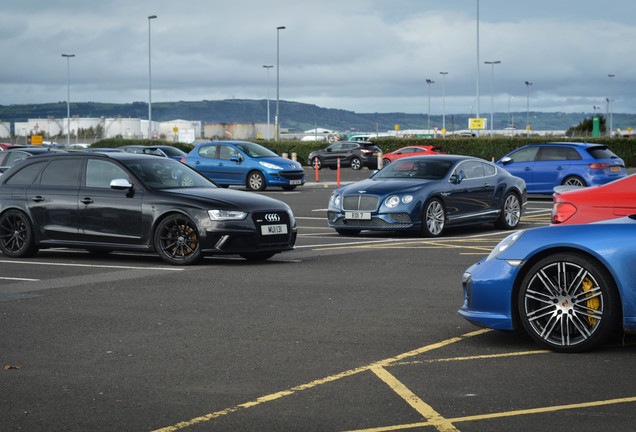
(261, 224, 288, 235)
(345, 211, 371, 220)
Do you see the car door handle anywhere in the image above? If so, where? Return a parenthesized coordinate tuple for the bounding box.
(524, 167, 532, 171)
(31, 196, 44, 202)
(81, 197, 93, 204)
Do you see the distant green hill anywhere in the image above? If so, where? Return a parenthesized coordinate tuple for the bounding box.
(1, 99, 635, 133)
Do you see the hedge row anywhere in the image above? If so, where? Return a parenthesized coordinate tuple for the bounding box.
(93, 137, 636, 167)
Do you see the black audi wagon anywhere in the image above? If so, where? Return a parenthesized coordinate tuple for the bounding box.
(0, 152, 296, 265)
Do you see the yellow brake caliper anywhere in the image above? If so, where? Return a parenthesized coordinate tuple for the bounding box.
(582, 277, 600, 325)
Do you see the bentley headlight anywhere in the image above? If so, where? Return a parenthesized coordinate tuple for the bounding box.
(329, 193, 341, 208)
(402, 195, 413, 204)
(260, 161, 283, 170)
(385, 195, 400, 208)
(208, 210, 247, 221)
(486, 230, 525, 261)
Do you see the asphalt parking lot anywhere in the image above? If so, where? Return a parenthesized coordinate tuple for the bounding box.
(1, 167, 635, 432)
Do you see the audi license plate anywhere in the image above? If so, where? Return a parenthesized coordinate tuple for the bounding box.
(345, 211, 371, 220)
(290, 179, 302, 185)
(262, 224, 288, 235)
(611, 166, 621, 172)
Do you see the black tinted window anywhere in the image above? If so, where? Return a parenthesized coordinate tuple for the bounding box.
(40, 159, 81, 187)
(587, 146, 619, 160)
(5, 161, 46, 185)
(86, 159, 131, 188)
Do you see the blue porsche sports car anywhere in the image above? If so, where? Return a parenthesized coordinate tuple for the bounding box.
(459, 215, 636, 352)
(328, 155, 527, 237)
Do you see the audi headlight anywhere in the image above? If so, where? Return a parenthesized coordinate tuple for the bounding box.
(260, 161, 283, 170)
(385, 195, 400, 208)
(208, 210, 248, 221)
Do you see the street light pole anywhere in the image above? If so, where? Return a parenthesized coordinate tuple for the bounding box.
(485, 60, 500, 136)
(608, 73, 615, 137)
(425, 79, 434, 132)
(275, 26, 286, 141)
(439, 72, 448, 132)
(525, 81, 533, 136)
(61, 54, 75, 148)
(148, 15, 157, 140)
(263, 65, 273, 141)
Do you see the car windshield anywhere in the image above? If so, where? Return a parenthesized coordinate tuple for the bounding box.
(121, 157, 216, 189)
(159, 147, 186, 156)
(375, 159, 453, 180)
(234, 142, 278, 158)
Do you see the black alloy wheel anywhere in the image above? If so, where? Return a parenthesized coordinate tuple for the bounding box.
(154, 214, 202, 265)
(0, 210, 38, 258)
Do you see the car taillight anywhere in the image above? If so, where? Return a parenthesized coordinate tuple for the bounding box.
(360, 149, 372, 154)
(589, 162, 609, 170)
(551, 202, 577, 224)
(181, 157, 187, 163)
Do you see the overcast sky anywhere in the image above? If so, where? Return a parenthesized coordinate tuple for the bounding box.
(2, 0, 635, 116)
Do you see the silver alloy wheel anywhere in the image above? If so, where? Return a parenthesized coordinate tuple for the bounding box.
(563, 176, 585, 187)
(521, 258, 607, 351)
(503, 194, 521, 227)
(247, 172, 265, 191)
(350, 157, 362, 170)
(425, 200, 444, 236)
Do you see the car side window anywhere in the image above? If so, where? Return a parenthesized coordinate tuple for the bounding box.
(538, 146, 571, 161)
(483, 163, 496, 177)
(4, 161, 46, 185)
(459, 161, 484, 179)
(329, 143, 343, 151)
(198, 145, 218, 159)
(40, 159, 82, 187)
(85, 159, 130, 188)
(6, 151, 30, 166)
(218, 145, 239, 161)
(565, 148, 582, 160)
(508, 147, 539, 163)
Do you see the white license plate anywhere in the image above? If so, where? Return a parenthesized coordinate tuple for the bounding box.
(261, 224, 288, 235)
(290, 179, 302, 185)
(345, 211, 371, 220)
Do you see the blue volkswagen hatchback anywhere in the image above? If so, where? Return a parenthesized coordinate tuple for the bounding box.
(181, 141, 305, 191)
(496, 142, 625, 193)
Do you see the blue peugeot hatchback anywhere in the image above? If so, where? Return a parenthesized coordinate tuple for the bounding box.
(496, 142, 625, 193)
(181, 141, 305, 191)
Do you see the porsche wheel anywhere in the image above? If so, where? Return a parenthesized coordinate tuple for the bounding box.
(422, 198, 445, 237)
(0, 210, 38, 258)
(154, 214, 202, 265)
(517, 253, 619, 352)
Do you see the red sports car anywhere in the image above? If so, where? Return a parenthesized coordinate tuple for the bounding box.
(551, 174, 636, 225)
(382, 145, 445, 166)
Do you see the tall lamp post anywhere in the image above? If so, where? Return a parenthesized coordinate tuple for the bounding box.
(148, 15, 157, 139)
(425, 79, 434, 132)
(485, 60, 500, 136)
(275, 26, 286, 141)
(525, 81, 533, 136)
(608, 73, 615, 137)
(61, 54, 75, 148)
(439, 72, 448, 132)
(263, 65, 273, 141)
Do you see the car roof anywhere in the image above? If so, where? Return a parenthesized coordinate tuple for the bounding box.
(526, 142, 604, 149)
(4, 147, 65, 154)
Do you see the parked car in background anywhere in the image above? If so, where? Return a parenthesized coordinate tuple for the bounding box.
(382, 145, 445, 166)
(0, 152, 297, 265)
(551, 174, 636, 225)
(459, 215, 636, 352)
(121, 145, 187, 160)
(84, 148, 124, 153)
(308, 141, 382, 170)
(181, 141, 304, 191)
(328, 155, 526, 237)
(0, 147, 64, 174)
(1, 144, 27, 151)
(496, 142, 625, 193)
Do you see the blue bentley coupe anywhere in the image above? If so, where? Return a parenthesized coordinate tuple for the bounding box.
(328, 155, 527, 237)
(459, 215, 636, 352)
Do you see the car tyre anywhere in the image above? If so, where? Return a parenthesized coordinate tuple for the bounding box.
(517, 252, 620, 352)
(382, 158, 391, 167)
(0, 209, 38, 258)
(154, 214, 202, 265)
(311, 157, 323, 170)
(422, 198, 445, 237)
(562, 175, 586, 187)
(247, 171, 266, 191)
(350, 157, 362, 170)
(495, 192, 521, 229)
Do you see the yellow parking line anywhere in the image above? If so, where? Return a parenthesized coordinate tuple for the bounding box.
(370, 365, 460, 432)
(150, 329, 490, 432)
